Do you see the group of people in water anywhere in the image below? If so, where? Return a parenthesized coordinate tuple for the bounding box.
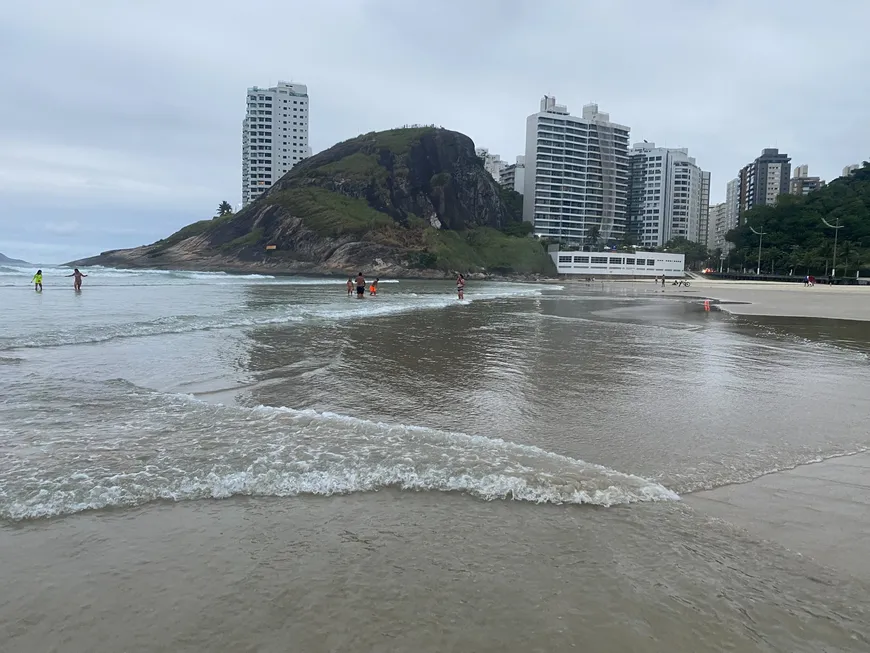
(346, 273, 379, 298)
(31, 268, 88, 291)
(31, 267, 468, 298)
(346, 273, 467, 299)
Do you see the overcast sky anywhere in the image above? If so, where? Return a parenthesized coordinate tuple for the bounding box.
(2, 0, 868, 263)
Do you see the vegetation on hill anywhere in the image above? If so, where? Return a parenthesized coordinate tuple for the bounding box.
(132, 126, 555, 277)
(726, 163, 870, 276)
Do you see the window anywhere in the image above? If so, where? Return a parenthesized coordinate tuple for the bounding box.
(558, 255, 572, 263)
(573, 256, 590, 263)
(590, 256, 608, 264)
(647, 259, 656, 266)
(609, 257, 623, 264)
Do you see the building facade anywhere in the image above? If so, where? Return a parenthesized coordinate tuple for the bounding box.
(789, 164, 825, 196)
(499, 155, 525, 194)
(626, 142, 708, 249)
(707, 202, 727, 252)
(842, 164, 860, 177)
(737, 148, 790, 218)
(550, 248, 684, 277)
(523, 96, 630, 244)
(699, 171, 711, 247)
(723, 177, 740, 241)
(242, 81, 312, 207)
(476, 148, 507, 183)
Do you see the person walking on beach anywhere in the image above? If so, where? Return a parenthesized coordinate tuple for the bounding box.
(456, 273, 465, 300)
(67, 268, 87, 291)
(369, 278, 379, 296)
(355, 272, 365, 299)
(31, 269, 43, 291)
(346, 278, 354, 296)
(661, 275, 666, 288)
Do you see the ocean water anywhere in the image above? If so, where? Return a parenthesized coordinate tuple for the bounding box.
(1, 265, 869, 651)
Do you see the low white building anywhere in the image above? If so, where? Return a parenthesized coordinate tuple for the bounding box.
(551, 249, 685, 277)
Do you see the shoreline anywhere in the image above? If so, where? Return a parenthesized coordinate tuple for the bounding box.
(685, 451, 870, 580)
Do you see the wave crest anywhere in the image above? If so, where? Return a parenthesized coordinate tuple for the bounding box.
(0, 393, 678, 520)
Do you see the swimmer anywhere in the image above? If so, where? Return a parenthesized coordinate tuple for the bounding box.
(355, 271, 365, 299)
(32, 269, 43, 291)
(67, 268, 88, 291)
(456, 273, 465, 300)
(346, 278, 354, 296)
(369, 277, 379, 296)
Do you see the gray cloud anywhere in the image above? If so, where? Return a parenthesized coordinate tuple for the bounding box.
(1, 0, 868, 263)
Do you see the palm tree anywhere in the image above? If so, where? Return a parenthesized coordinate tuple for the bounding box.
(586, 225, 601, 250)
(216, 201, 233, 217)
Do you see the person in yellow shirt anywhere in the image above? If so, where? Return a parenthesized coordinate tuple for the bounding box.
(32, 270, 43, 291)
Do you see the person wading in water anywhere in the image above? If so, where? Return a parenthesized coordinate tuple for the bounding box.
(355, 272, 366, 299)
(67, 268, 88, 291)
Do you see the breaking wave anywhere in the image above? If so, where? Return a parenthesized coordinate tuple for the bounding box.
(0, 388, 679, 521)
(0, 286, 548, 350)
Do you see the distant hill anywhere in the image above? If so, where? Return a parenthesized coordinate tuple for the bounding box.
(0, 252, 30, 266)
(726, 162, 870, 275)
(71, 127, 554, 278)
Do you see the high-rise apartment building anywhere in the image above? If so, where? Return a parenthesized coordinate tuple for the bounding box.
(626, 142, 708, 249)
(476, 148, 507, 183)
(789, 164, 825, 196)
(707, 203, 726, 252)
(699, 171, 711, 247)
(242, 81, 312, 207)
(499, 156, 525, 194)
(842, 164, 860, 177)
(720, 178, 740, 251)
(737, 148, 790, 217)
(523, 96, 630, 244)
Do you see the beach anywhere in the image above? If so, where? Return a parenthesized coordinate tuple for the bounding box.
(2, 266, 869, 651)
(673, 277, 870, 320)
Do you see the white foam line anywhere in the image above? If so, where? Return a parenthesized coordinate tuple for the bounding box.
(0, 394, 679, 520)
(1, 286, 549, 351)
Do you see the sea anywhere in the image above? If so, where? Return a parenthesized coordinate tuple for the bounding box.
(1, 264, 869, 652)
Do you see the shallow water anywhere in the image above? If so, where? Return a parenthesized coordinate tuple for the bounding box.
(1, 267, 869, 651)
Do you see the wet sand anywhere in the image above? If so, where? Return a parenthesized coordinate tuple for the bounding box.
(686, 453, 870, 581)
(671, 280, 870, 321)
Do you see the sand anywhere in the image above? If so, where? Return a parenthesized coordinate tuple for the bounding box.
(666, 279, 870, 321)
(685, 453, 870, 581)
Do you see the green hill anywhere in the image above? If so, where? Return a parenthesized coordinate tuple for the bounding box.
(73, 127, 554, 278)
(726, 163, 870, 276)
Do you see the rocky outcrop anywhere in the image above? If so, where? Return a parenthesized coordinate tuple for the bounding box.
(71, 127, 554, 277)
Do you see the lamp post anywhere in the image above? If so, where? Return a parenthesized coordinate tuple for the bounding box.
(821, 216, 843, 278)
(749, 225, 766, 276)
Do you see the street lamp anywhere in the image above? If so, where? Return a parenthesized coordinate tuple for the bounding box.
(821, 216, 843, 278)
(749, 225, 766, 276)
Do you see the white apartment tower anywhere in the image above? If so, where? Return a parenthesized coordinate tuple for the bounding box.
(523, 96, 630, 244)
(242, 81, 312, 207)
(500, 155, 526, 194)
(708, 203, 727, 252)
(626, 143, 708, 249)
(719, 178, 740, 252)
(476, 148, 507, 183)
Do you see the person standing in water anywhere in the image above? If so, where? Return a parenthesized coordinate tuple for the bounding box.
(32, 270, 43, 291)
(346, 278, 354, 297)
(67, 268, 88, 291)
(369, 278, 379, 296)
(456, 273, 465, 300)
(355, 272, 365, 299)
